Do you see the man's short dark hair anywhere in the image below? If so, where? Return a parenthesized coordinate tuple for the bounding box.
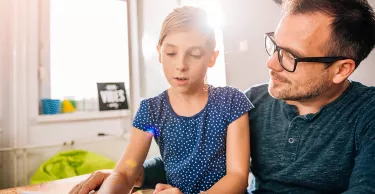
(282, 0, 375, 67)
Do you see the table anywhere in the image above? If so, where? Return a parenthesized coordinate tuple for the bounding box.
(0, 174, 153, 194)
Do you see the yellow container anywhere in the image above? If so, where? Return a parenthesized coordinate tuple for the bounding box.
(62, 99, 75, 113)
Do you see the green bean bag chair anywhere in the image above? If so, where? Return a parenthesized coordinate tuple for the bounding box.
(30, 149, 116, 184)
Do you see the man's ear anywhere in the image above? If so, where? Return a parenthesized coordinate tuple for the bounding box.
(331, 59, 356, 84)
(157, 45, 161, 63)
(208, 50, 219, 68)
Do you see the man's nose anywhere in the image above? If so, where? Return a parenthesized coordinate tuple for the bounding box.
(266, 52, 283, 72)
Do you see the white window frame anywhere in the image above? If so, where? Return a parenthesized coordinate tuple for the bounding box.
(37, 0, 142, 121)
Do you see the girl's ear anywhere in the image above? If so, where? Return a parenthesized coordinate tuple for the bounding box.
(208, 50, 219, 68)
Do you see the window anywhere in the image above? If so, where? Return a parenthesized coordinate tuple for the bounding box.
(39, 0, 130, 112)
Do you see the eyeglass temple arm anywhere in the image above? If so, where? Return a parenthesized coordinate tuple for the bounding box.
(296, 57, 348, 63)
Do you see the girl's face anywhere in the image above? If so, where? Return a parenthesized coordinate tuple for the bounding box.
(157, 29, 218, 94)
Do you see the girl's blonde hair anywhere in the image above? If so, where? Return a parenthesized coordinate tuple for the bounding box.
(158, 6, 216, 50)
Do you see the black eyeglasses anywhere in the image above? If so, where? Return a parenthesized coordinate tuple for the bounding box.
(265, 32, 352, 72)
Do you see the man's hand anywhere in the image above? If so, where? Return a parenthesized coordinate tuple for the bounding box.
(68, 168, 145, 194)
(69, 170, 111, 194)
(153, 184, 182, 194)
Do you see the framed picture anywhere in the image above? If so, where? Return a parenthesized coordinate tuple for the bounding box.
(97, 82, 129, 111)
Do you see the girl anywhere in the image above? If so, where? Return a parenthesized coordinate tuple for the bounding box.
(97, 6, 253, 194)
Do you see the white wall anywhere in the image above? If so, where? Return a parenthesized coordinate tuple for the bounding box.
(351, 0, 375, 85)
(222, 0, 375, 90)
(0, 0, 15, 188)
(221, 0, 281, 90)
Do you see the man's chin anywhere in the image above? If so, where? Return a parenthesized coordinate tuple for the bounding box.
(268, 85, 284, 99)
(268, 86, 314, 101)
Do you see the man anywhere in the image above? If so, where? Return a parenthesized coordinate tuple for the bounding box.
(70, 0, 375, 193)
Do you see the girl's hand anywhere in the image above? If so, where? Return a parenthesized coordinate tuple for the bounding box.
(153, 184, 182, 194)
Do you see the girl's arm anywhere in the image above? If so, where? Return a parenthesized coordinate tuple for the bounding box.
(97, 127, 153, 194)
(205, 113, 250, 194)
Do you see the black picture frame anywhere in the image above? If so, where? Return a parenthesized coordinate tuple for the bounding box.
(97, 82, 129, 111)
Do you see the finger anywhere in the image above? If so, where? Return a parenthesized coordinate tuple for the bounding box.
(154, 184, 173, 193)
(171, 188, 182, 194)
(78, 171, 109, 194)
(69, 172, 94, 194)
(68, 183, 81, 194)
(156, 188, 181, 194)
(155, 183, 173, 192)
(70, 181, 85, 194)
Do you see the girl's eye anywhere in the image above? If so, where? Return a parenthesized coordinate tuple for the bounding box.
(190, 54, 202, 59)
(166, 53, 176, 56)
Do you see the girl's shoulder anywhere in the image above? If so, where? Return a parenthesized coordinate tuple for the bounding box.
(209, 85, 245, 99)
(209, 85, 253, 110)
(139, 90, 168, 111)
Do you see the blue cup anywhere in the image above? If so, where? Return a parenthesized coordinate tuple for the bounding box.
(41, 99, 61, 115)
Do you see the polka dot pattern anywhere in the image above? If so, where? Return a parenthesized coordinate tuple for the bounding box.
(41, 99, 61, 114)
(133, 86, 254, 193)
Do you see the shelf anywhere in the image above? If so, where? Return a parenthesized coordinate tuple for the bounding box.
(0, 135, 129, 152)
(36, 110, 131, 124)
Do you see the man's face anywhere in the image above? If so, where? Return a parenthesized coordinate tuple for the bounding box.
(267, 13, 335, 101)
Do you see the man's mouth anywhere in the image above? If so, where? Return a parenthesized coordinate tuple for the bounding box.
(270, 72, 289, 83)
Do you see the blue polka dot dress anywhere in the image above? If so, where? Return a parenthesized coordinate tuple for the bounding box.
(133, 86, 254, 193)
